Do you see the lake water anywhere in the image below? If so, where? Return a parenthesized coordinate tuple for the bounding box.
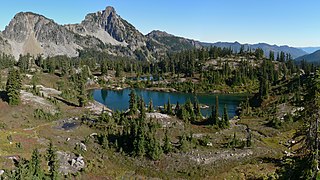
(92, 88, 247, 117)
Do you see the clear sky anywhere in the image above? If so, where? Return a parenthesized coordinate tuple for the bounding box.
(0, 0, 319, 47)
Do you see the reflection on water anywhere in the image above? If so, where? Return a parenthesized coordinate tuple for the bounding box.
(92, 88, 247, 117)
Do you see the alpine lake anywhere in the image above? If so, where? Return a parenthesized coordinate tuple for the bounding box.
(92, 88, 248, 117)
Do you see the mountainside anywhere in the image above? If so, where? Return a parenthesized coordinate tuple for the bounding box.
(202, 41, 307, 59)
(300, 47, 320, 54)
(1, 12, 103, 59)
(295, 50, 320, 62)
(146, 30, 202, 51)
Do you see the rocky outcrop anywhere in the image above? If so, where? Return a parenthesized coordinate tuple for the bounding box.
(57, 151, 85, 175)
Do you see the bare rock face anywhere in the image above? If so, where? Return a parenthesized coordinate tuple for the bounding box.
(2, 12, 102, 59)
(0, 34, 12, 55)
(66, 6, 147, 51)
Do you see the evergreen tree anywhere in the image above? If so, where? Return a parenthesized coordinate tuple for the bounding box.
(223, 104, 230, 128)
(46, 141, 59, 180)
(167, 98, 173, 115)
(129, 90, 138, 115)
(174, 101, 180, 115)
(139, 98, 146, 119)
(148, 133, 163, 160)
(101, 60, 108, 75)
(77, 80, 87, 107)
(215, 96, 220, 126)
(148, 98, 153, 113)
(179, 133, 189, 152)
(269, 51, 275, 61)
(194, 97, 202, 119)
(30, 148, 44, 179)
(6, 68, 22, 105)
(163, 128, 172, 154)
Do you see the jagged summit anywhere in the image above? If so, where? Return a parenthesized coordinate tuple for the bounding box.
(66, 5, 147, 50)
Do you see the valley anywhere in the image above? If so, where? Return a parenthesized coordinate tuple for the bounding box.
(0, 4, 319, 180)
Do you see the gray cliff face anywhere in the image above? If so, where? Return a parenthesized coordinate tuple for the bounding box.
(66, 6, 147, 51)
(2, 12, 102, 59)
(0, 33, 12, 55)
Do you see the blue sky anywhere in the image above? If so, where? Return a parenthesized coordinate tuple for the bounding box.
(0, 0, 319, 47)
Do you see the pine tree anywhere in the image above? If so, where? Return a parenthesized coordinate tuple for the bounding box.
(148, 133, 163, 160)
(148, 98, 153, 113)
(163, 129, 172, 154)
(179, 133, 189, 152)
(6, 68, 21, 105)
(215, 96, 220, 126)
(46, 141, 59, 180)
(30, 148, 44, 179)
(269, 51, 275, 61)
(167, 98, 172, 115)
(174, 101, 180, 115)
(194, 97, 202, 119)
(77, 80, 87, 107)
(101, 60, 108, 75)
(223, 104, 230, 128)
(139, 98, 146, 119)
(129, 90, 137, 115)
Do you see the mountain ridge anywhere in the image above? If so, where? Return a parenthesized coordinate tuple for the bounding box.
(0, 6, 309, 60)
(201, 41, 307, 59)
(295, 49, 320, 62)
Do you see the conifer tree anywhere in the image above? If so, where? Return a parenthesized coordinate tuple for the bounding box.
(163, 128, 172, 154)
(139, 98, 146, 119)
(148, 98, 153, 113)
(223, 104, 230, 128)
(30, 148, 44, 179)
(215, 96, 220, 126)
(167, 98, 172, 115)
(46, 141, 59, 180)
(129, 90, 137, 115)
(174, 101, 180, 115)
(179, 133, 189, 152)
(6, 68, 21, 105)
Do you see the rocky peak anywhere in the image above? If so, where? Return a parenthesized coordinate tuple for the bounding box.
(2, 11, 103, 59)
(3, 12, 52, 43)
(104, 6, 116, 16)
(66, 6, 146, 50)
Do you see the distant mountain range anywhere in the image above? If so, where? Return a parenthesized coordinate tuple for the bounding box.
(0, 6, 310, 60)
(202, 42, 307, 59)
(299, 47, 320, 54)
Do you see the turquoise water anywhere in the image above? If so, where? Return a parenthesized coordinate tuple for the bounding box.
(92, 88, 247, 117)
